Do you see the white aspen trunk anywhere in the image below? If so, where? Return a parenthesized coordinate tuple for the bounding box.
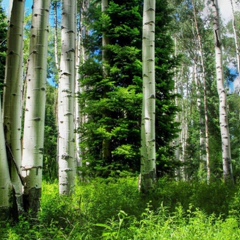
(230, 0, 240, 72)
(78, 0, 90, 166)
(211, 0, 233, 181)
(193, 62, 206, 175)
(8, 0, 13, 18)
(192, 0, 211, 182)
(173, 39, 186, 180)
(173, 37, 181, 179)
(22, 0, 50, 214)
(174, 65, 188, 180)
(0, 98, 12, 219)
(58, 0, 77, 195)
(3, 0, 25, 213)
(75, 0, 89, 169)
(140, 0, 156, 193)
(54, 2, 60, 73)
(180, 93, 188, 181)
(75, 6, 82, 169)
(53, 2, 60, 169)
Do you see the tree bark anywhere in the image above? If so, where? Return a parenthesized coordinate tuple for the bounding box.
(54, 1, 60, 73)
(75, 2, 82, 169)
(75, 0, 89, 169)
(140, 0, 156, 193)
(58, 0, 77, 195)
(22, 0, 50, 215)
(230, 0, 240, 72)
(0, 97, 12, 220)
(192, 0, 211, 182)
(3, 0, 25, 214)
(211, 0, 233, 182)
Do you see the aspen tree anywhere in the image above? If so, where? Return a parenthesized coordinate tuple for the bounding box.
(75, 0, 89, 168)
(174, 71, 187, 181)
(53, 0, 60, 73)
(179, 69, 189, 181)
(58, 0, 77, 195)
(230, 0, 240, 72)
(3, 0, 25, 213)
(22, 0, 50, 214)
(140, 0, 156, 193)
(210, 0, 233, 181)
(0, 97, 11, 219)
(173, 37, 181, 179)
(75, 2, 82, 169)
(192, 0, 211, 182)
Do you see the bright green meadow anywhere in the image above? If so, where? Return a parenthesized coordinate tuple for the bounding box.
(2, 177, 240, 239)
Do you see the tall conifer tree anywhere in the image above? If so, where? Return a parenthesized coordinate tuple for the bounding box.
(79, 0, 177, 177)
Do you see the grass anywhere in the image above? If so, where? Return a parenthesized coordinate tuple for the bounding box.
(1, 177, 240, 239)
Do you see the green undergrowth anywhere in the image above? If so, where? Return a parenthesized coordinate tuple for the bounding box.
(2, 177, 240, 239)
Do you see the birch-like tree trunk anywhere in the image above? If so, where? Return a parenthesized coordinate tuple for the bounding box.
(0, 98, 11, 219)
(192, 0, 211, 182)
(22, 0, 50, 215)
(230, 0, 240, 72)
(75, 0, 89, 169)
(179, 70, 190, 181)
(193, 61, 206, 176)
(8, 0, 13, 18)
(211, 0, 233, 181)
(140, 0, 156, 193)
(173, 37, 181, 179)
(58, 0, 77, 195)
(3, 0, 25, 214)
(53, 1, 60, 73)
(75, 4, 82, 169)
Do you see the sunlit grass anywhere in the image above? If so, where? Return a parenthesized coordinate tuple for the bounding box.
(1, 177, 240, 239)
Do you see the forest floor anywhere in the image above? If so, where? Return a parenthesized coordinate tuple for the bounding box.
(1, 177, 240, 239)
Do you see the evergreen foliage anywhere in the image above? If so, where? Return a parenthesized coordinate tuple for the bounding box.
(2, 0, 240, 234)
(79, 0, 178, 177)
(171, 0, 224, 180)
(43, 85, 58, 181)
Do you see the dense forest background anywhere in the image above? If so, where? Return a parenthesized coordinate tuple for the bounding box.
(2, 0, 240, 239)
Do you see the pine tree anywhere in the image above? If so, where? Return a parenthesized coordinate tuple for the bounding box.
(79, 0, 178, 177)
(80, 0, 143, 174)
